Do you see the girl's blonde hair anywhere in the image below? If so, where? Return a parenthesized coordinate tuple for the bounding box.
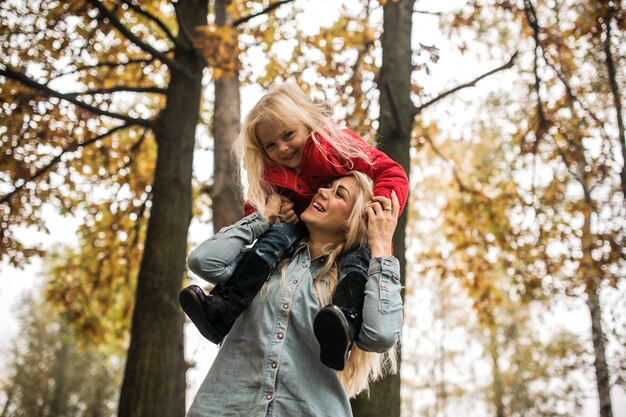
(234, 83, 374, 216)
(276, 171, 398, 398)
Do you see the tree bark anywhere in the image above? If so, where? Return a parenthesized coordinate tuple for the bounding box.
(351, 0, 414, 416)
(586, 284, 614, 417)
(489, 327, 505, 417)
(117, 1, 208, 416)
(601, 12, 626, 203)
(212, 0, 243, 231)
(49, 338, 70, 417)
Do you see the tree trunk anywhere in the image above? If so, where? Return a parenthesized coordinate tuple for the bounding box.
(488, 327, 505, 417)
(49, 338, 70, 417)
(586, 284, 614, 417)
(213, 0, 243, 231)
(601, 10, 626, 202)
(117, 1, 208, 416)
(351, 0, 414, 415)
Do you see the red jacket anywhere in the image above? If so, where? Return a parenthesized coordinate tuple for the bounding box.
(244, 129, 409, 217)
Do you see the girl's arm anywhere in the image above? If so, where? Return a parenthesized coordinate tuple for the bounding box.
(356, 192, 403, 352)
(344, 130, 409, 216)
(187, 212, 270, 285)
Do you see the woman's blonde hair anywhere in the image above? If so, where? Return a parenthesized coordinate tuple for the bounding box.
(234, 83, 374, 216)
(276, 171, 398, 398)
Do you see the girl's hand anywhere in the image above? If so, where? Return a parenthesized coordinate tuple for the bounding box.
(264, 194, 283, 224)
(279, 197, 300, 224)
(365, 191, 399, 257)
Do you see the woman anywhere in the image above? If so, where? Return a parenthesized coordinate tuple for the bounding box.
(185, 171, 403, 417)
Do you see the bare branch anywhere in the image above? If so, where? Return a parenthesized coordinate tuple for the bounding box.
(66, 86, 167, 97)
(0, 124, 132, 205)
(232, 0, 295, 27)
(119, 0, 180, 47)
(413, 9, 442, 16)
(1, 66, 154, 128)
(413, 52, 518, 116)
(422, 131, 484, 197)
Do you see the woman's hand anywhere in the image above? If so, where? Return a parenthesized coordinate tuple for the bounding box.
(365, 191, 399, 257)
(264, 195, 299, 224)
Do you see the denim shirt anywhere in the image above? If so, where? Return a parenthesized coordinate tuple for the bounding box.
(186, 212, 403, 417)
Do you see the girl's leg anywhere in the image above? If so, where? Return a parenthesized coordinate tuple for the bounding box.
(180, 222, 305, 344)
(313, 244, 371, 370)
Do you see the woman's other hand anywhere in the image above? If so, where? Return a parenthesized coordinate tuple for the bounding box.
(365, 191, 399, 257)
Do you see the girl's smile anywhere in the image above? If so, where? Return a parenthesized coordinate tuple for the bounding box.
(255, 120, 309, 170)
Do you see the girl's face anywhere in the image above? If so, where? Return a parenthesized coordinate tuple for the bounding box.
(255, 120, 309, 170)
(301, 177, 359, 239)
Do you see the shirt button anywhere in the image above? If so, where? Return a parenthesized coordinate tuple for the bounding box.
(283, 303, 289, 309)
(292, 280, 298, 284)
(277, 332, 284, 340)
(380, 283, 386, 288)
(271, 362, 278, 369)
(266, 394, 273, 401)
(303, 264, 309, 268)
(383, 260, 391, 266)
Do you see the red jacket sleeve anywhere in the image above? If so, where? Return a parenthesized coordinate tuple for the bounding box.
(243, 201, 258, 217)
(339, 130, 409, 216)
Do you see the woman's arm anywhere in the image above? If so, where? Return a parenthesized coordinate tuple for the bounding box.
(356, 191, 403, 352)
(187, 212, 270, 285)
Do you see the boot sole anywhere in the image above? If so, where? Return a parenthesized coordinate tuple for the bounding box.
(179, 288, 225, 345)
(313, 305, 352, 371)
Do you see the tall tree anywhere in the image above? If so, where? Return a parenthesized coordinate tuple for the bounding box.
(0, 296, 122, 417)
(211, 0, 242, 231)
(351, 0, 415, 416)
(446, 1, 626, 415)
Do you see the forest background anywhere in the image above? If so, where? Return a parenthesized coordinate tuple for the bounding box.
(0, 0, 625, 416)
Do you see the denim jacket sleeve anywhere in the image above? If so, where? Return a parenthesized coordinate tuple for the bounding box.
(186, 212, 270, 285)
(356, 256, 403, 353)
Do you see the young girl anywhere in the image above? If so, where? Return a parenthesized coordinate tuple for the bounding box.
(180, 83, 408, 371)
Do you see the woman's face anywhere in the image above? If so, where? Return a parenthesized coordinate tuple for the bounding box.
(255, 119, 309, 170)
(301, 176, 359, 239)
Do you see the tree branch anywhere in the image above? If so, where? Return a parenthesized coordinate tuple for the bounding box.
(0, 124, 132, 205)
(85, 0, 190, 76)
(422, 130, 484, 197)
(232, 0, 295, 27)
(602, 11, 626, 200)
(66, 86, 167, 97)
(173, 1, 194, 47)
(55, 58, 158, 79)
(119, 0, 180, 47)
(523, 0, 548, 146)
(413, 52, 518, 116)
(0, 66, 154, 127)
(413, 9, 442, 16)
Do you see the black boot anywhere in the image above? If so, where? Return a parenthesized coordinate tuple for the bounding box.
(313, 271, 367, 371)
(180, 252, 270, 344)
(180, 223, 305, 344)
